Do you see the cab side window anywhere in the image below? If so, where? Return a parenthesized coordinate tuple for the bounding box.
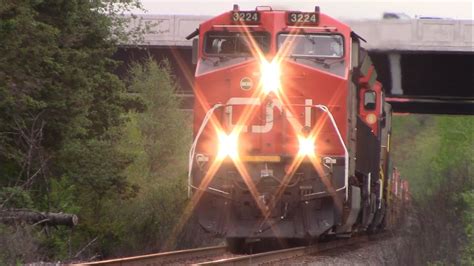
(364, 91, 377, 110)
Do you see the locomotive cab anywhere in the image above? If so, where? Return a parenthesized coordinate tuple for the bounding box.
(187, 5, 391, 252)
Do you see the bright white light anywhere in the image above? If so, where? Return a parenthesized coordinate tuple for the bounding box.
(217, 132, 239, 160)
(260, 60, 281, 94)
(298, 136, 315, 157)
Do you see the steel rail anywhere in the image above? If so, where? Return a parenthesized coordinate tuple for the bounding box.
(75, 245, 227, 266)
(196, 235, 381, 265)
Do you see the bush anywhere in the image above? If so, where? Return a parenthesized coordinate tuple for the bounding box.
(101, 58, 193, 256)
(391, 115, 474, 264)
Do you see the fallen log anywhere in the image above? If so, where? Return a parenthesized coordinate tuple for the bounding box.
(0, 209, 78, 227)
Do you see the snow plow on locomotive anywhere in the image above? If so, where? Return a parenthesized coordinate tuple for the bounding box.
(187, 5, 402, 251)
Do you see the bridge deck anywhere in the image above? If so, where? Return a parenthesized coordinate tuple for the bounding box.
(119, 15, 474, 115)
(129, 14, 473, 52)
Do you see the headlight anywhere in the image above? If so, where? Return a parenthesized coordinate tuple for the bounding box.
(217, 132, 239, 160)
(365, 113, 377, 125)
(260, 60, 281, 94)
(298, 135, 315, 157)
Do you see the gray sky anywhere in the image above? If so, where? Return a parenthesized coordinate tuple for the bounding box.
(139, 0, 473, 19)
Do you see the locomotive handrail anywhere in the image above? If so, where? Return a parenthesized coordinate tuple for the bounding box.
(188, 103, 224, 197)
(288, 103, 349, 201)
(188, 102, 349, 201)
(313, 104, 349, 201)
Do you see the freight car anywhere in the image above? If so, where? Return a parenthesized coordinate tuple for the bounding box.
(186, 5, 401, 252)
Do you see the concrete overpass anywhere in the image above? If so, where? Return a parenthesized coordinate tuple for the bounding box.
(116, 15, 474, 115)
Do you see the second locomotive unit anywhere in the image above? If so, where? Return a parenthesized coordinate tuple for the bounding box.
(187, 5, 393, 251)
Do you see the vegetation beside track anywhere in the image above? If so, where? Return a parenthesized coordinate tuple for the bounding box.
(0, 1, 204, 263)
(392, 115, 473, 264)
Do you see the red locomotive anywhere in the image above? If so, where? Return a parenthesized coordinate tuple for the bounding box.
(186, 5, 399, 252)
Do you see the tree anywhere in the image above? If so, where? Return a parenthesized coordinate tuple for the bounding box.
(101, 58, 192, 256)
(0, 0, 145, 262)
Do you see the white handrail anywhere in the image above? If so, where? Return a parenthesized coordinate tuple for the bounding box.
(313, 104, 349, 201)
(187, 102, 349, 201)
(188, 104, 224, 197)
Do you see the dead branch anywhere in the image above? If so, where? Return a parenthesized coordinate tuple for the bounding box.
(73, 236, 98, 259)
(0, 209, 78, 227)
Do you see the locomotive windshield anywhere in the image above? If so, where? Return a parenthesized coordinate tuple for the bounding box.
(204, 31, 270, 56)
(278, 34, 344, 58)
(277, 33, 345, 76)
(197, 31, 270, 74)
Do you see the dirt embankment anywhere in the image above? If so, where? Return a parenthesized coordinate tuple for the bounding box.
(286, 203, 464, 265)
(288, 236, 406, 265)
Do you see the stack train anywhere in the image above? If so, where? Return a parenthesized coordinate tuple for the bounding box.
(186, 5, 409, 252)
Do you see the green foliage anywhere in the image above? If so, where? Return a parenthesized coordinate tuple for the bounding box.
(0, 0, 138, 191)
(434, 116, 473, 179)
(460, 190, 474, 264)
(127, 58, 190, 174)
(0, 187, 34, 209)
(391, 115, 474, 264)
(102, 58, 192, 255)
(0, 0, 147, 262)
(47, 176, 79, 214)
(0, 0, 193, 262)
(391, 115, 440, 198)
(58, 139, 137, 202)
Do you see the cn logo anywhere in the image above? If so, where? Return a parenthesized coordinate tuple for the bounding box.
(240, 77, 253, 91)
(224, 97, 313, 133)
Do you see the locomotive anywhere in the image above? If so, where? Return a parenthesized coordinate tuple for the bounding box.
(186, 5, 396, 252)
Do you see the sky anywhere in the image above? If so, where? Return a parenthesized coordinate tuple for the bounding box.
(138, 0, 473, 19)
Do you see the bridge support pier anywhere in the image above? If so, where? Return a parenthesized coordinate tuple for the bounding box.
(388, 53, 402, 95)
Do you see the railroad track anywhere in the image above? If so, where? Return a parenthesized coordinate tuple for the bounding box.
(75, 245, 228, 266)
(198, 234, 383, 265)
(76, 233, 389, 265)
